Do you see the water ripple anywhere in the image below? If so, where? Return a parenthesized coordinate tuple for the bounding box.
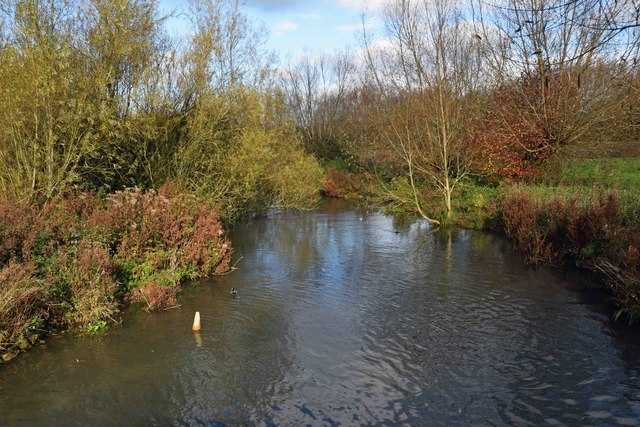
(2, 203, 640, 426)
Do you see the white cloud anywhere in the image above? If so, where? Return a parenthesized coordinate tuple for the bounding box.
(354, 36, 394, 64)
(336, 16, 379, 33)
(274, 19, 300, 35)
(336, 0, 387, 11)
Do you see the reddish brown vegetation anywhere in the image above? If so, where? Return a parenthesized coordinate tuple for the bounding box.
(138, 282, 178, 311)
(469, 75, 580, 184)
(502, 192, 640, 319)
(89, 186, 232, 277)
(0, 196, 36, 265)
(183, 206, 232, 276)
(322, 169, 365, 198)
(0, 185, 232, 360)
(0, 261, 44, 352)
(502, 192, 619, 264)
(469, 115, 553, 185)
(47, 242, 119, 326)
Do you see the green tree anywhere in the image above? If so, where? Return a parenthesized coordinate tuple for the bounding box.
(0, 0, 91, 201)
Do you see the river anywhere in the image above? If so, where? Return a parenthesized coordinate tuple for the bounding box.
(1, 200, 640, 426)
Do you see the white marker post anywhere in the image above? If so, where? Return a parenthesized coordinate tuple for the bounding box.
(192, 311, 201, 331)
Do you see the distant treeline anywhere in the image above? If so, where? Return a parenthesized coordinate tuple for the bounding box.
(280, 0, 639, 223)
(1, 0, 638, 221)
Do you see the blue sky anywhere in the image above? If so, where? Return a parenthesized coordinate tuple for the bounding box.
(158, 0, 384, 59)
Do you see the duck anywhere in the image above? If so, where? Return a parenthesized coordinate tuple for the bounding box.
(230, 287, 238, 296)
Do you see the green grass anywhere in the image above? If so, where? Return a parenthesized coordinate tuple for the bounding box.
(358, 156, 640, 229)
(544, 157, 640, 190)
(535, 157, 640, 225)
(449, 157, 640, 229)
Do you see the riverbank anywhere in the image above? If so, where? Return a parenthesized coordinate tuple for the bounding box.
(0, 185, 232, 364)
(322, 156, 640, 322)
(2, 157, 637, 364)
(461, 158, 639, 321)
(498, 188, 639, 320)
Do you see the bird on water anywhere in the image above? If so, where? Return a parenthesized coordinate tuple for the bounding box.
(231, 287, 238, 296)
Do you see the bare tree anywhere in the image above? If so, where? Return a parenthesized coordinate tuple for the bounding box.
(184, 0, 275, 95)
(362, 0, 486, 223)
(471, 0, 640, 150)
(280, 49, 356, 159)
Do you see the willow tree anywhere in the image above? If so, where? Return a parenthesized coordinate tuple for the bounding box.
(363, 0, 486, 223)
(74, 0, 173, 190)
(173, 0, 272, 191)
(0, 0, 171, 198)
(0, 0, 89, 201)
(174, 0, 320, 221)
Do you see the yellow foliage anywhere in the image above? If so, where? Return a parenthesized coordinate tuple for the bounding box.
(177, 88, 321, 221)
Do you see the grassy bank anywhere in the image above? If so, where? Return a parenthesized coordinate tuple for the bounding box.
(500, 189, 639, 319)
(323, 157, 640, 322)
(495, 158, 640, 320)
(0, 185, 232, 363)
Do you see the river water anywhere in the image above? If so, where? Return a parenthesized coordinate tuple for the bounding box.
(1, 200, 640, 426)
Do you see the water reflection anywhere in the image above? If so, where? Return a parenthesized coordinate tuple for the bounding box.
(1, 201, 640, 425)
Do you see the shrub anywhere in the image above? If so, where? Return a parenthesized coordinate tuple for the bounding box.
(452, 182, 503, 229)
(322, 168, 354, 198)
(501, 190, 640, 321)
(502, 192, 621, 265)
(0, 196, 36, 264)
(45, 242, 119, 327)
(85, 185, 231, 272)
(467, 74, 579, 185)
(0, 261, 44, 353)
(0, 185, 233, 358)
(175, 91, 322, 222)
(137, 281, 179, 311)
